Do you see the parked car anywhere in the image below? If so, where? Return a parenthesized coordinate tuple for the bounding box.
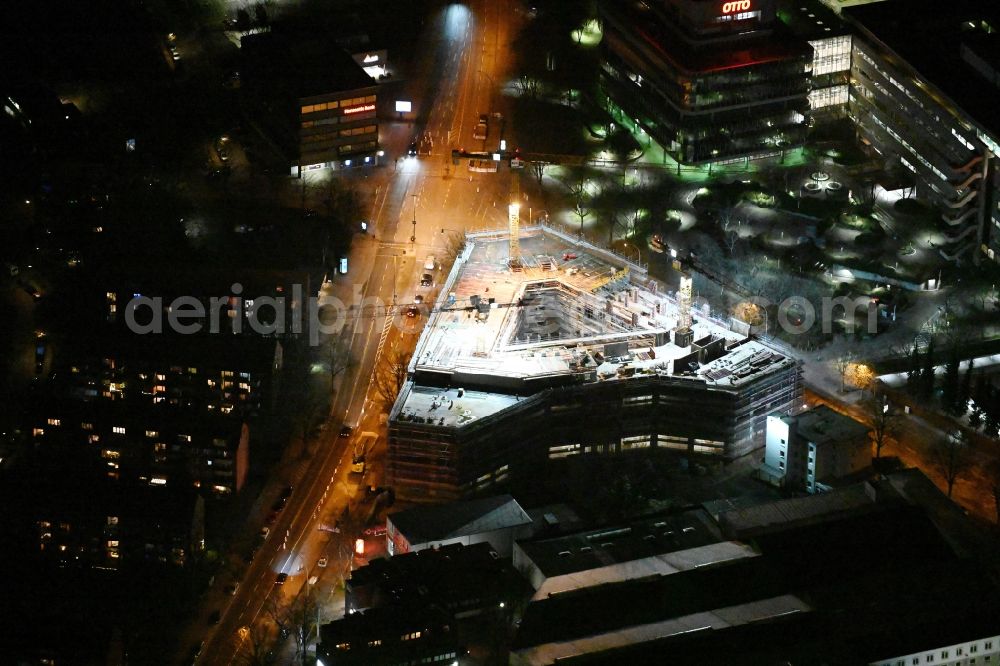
(421, 274, 433, 287)
(317, 557, 328, 568)
(280, 485, 293, 500)
(275, 573, 288, 585)
(339, 425, 354, 438)
(259, 526, 270, 539)
(405, 305, 420, 318)
(208, 610, 221, 625)
(224, 582, 239, 596)
(414, 294, 423, 304)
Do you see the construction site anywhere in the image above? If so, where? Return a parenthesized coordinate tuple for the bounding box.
(387, 225, 802, 501)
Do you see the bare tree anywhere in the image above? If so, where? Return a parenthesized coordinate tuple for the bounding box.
(323, 337, 353, 382)
(835, 351, 856, 394)
(934, 431, 970, 498)
(530, 161, 549, 188)
(514, 74, 539, 99)
(242, 622, 276, 666)
(861, 385, 899, 460)
(566, 177, 590, 232)
(372, 348, 412, 409)
(439, 229, 467, 265)
(287, 590, 319, 666)
(262, 595, 288, 641)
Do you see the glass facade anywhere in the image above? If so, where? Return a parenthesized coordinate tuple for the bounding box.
(600, 0, 812, 165)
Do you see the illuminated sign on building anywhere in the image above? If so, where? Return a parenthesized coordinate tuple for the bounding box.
(343, 103, 375, 115)
(722, 0, 751, 12)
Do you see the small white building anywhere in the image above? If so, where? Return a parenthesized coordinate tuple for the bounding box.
(386, 494, 532, 557)
(762, 405, 870, 493)
(869, 634, 1000, 666)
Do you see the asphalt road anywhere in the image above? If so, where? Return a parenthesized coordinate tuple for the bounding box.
(190, 0, 519, 663)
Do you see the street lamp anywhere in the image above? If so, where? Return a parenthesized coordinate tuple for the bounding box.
(411, 194, 417, 243)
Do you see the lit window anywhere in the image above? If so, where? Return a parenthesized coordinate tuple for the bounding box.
(81, 422, 94, 431)
(113, 426, 125, 435)
(47, 418, 61, 426)
(32, 428, 45, 437)
(146, 430, 158, 438)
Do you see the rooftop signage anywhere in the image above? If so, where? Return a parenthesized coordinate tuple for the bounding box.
(722, 0, 751, 13)
(343, 103, 375, 115)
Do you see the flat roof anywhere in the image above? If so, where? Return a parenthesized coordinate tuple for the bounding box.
(531, 541, 760, 601)
(785, 404, 869, 446)
(516, 509, 722, 580)
(779, 0, 851, 41)
(395, 231, 795, 427)
(512, 504, 971, 661)
(241, 31, 375, 98)
(844, 0, 1000, 140)
(388, 494, 531, 544)
(605, 0, 813, 75)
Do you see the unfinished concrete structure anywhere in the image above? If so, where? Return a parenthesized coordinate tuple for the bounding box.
(388, 230, 801, 501)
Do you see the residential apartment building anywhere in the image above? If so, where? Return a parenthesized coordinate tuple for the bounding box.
(761, 405, 870, 492)
(242, 30, 380, 176)
(317, 606, 460, 666)
(599, 0, 813, 165)
(31, 403, 249, 495)
(31, 477, 205, 570)
(844, 0, 1000, 264)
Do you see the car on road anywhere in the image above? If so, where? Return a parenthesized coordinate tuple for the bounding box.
(407, 142, 418, 157)
(473, 123, 487, 140)
(339, 425, 353, 438)
(414, 294, 423, 304)
(479, 112, 490, 125)
(405, 305, 420, 318)
(259, 526, 270, 539)
(214, 135, 230, 162)
(421, 274, 433, 287)
(208, 610, 221, 625)
(224, 582, 239, 596)
(364, 524, 388, 537)
(317, 557, 328, 568)
(275, 572, 288, 585)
